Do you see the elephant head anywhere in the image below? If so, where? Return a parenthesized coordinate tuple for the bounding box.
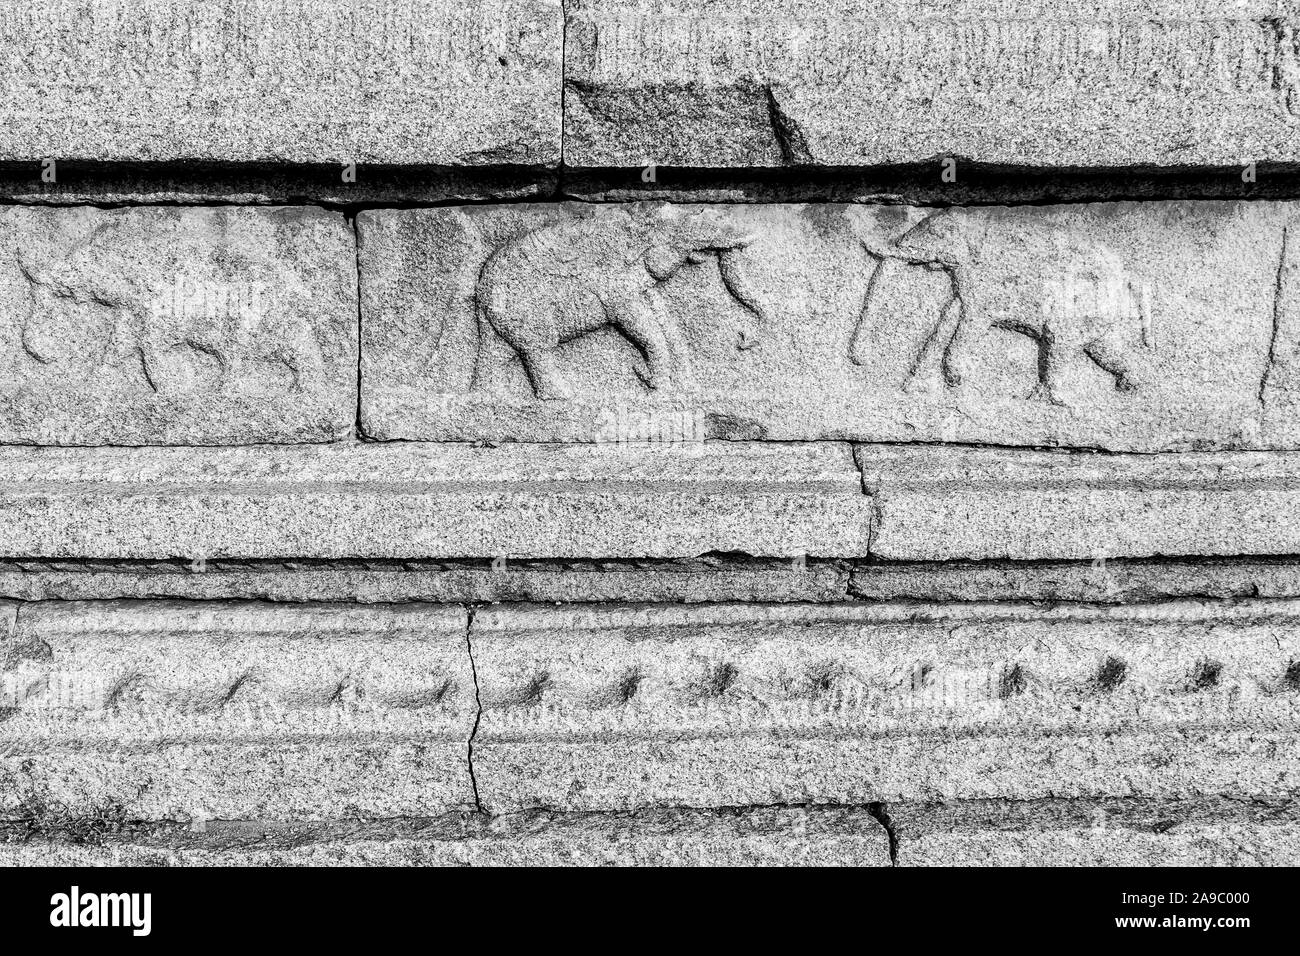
(638, 206, 767, 322)
(639, 206, 757, 277)
(883, 210, 991, 269)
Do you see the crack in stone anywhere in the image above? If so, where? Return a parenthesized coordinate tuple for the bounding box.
(867, 801, 899, 865)
(465, 605, 485, 813)
(1261, 223, 1289, 412)
(763, 85, 813, 166)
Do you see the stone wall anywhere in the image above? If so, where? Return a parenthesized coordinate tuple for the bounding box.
(1, 0, 1298, 867)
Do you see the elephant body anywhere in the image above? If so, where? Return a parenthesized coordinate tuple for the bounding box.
(857, 210, 1153, 403)
(15, 222, 322, 393)
(475, 207, 765, 400)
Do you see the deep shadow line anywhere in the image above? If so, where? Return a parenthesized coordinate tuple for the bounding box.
(5, 161, 1300, 208)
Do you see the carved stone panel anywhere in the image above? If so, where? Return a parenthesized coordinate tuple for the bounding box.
(359, 201, 1295, 451)
(566, 0, 1300, 167)
(0, 206, 358, 444)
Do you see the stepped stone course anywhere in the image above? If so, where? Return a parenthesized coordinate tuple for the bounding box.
(0, 443, 873, 559)
(1, 0, 1296, 870)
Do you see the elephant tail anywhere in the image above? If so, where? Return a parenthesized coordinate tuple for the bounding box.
(469, 282, 492, 394)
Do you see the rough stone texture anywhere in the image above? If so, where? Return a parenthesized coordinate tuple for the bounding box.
(851, 558, 1300, 604)
(0, 807, 891, 867)
(0, 0, 562, 166)
(0, 559, 849, 605)
(892, 798, 1300, 866)
(0, 443, 871, 560)
(0, 205, 357, 444)
(860, 446, 1300, 560)
(470, 601, 1300, 812)
(359, 200, 1296, 451)
(0, 602, 475, 821)
(565, 0, 1300, 168)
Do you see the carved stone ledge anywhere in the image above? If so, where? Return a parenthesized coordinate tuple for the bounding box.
(471, 601, 1300, 812)
(0, 442, 871, 560)
(860, 444, 1300, 560)
(0, 601, 476, 820)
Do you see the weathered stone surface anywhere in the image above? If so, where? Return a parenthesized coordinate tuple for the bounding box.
(0, 558, 848, 605)
(0, 443, 871, 559)
(0, 0, 562, 167)
(892, 798, 1300, 866)
(851, 558, 1300, 604)
(861, 446, 1300, 560)
(0, 807, 891, 867)
(0, 602, 475, 820)
(359, 200, 1295, 451)
(566, 0, 1300, 168)
(0, 206, 357, 444)
(471, 601, 1300, 812)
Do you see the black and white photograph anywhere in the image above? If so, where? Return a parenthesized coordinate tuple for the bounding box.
(0, 0, 1294, 937)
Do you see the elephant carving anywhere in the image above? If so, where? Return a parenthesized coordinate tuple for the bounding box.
(14, 221, 323, 393)
(474, 206, 768, 400)
(854, 210, 1154, 404)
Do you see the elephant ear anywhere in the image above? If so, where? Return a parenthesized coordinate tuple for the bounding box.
(644, 243, 685, 281)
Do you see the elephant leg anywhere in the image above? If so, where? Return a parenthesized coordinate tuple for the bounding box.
(940, 268, 980, 387)
(1027, 325, 1071, 406)
(1083, 335, 1142, 392)
(518, 347, 575, 401)
(607, 297, 677, 391)
(906, 292, 963, 393)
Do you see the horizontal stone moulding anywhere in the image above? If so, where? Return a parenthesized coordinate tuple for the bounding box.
(0, 807, 893, 866)
(861, 445, 1300, 560)
(0, 442, 872, 559)
(358, 199, 1300, 452)
(0, 558, 852, 605)
(0, 601, 476, 820)
(0, 0, 562, 167)
(566, 0, 1300, 168)
(4, 799, 1295, 866)
(889, 797, 1300, 866)
(0, 205, 358, 445)
(470, 601, 1300, 812)
(4, 443, 1300, 562)
(850, 557, 1300, 604)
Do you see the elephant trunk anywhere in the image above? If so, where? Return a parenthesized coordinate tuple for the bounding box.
(718, 247, 767, 323)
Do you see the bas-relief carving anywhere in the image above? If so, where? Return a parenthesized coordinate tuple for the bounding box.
(473, 206, 767, 400)
(855, 211, 1156, 406)
(464, 205, 1160, 409)
(364, 201, 1285, 449)
(6, 219, 324, 396)
(0, 206, 356, 444)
